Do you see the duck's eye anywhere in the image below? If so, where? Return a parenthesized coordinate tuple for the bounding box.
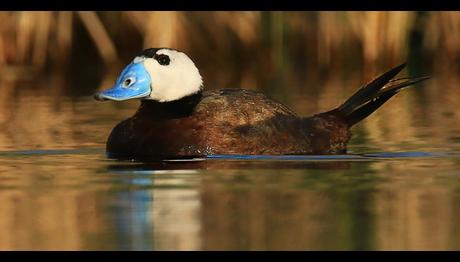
(122, 77, 135, 87)
(155, 54, 170, 66)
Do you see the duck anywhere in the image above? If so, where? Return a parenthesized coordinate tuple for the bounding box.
(94, 48, 430, 159)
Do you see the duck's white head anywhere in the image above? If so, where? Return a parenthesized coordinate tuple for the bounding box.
(95, 48, 203, 102)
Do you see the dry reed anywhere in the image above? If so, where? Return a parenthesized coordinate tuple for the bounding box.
(0, 11, 459, 72)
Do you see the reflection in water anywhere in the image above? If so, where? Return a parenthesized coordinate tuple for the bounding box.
(151, 188, 201, 250)
(101, 157, 460, 250)
(113, 188, 154, 250)
(109, 169, 202, 251)
(0, 151, 460, 250)
(196, 160, 460, 250)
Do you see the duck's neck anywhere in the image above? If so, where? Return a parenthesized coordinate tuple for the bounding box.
(137, 91, 203, 119)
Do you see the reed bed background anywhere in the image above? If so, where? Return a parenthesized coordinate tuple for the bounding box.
(0, 11, 459, 71)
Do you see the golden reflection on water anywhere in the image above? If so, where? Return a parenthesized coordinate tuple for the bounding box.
(2, 156, 460, 250)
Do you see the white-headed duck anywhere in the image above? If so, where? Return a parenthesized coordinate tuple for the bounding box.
(94, 48, 430, 159)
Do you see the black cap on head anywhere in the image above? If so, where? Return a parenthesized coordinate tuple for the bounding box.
(137, 47, 177, 58)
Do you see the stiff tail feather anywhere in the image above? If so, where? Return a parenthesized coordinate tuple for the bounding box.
(337, 63, 430, 127)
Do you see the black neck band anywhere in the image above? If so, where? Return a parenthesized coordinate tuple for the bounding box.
(137, 91, 203, 118)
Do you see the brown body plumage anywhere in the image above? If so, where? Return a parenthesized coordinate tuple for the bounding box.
(106, 63, 429, 159)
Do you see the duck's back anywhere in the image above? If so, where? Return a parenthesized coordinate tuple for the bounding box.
(191, 89, 309, 154)
(106, 89, 350, 159)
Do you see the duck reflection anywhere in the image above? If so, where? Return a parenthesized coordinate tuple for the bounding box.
(101, 156, 460, 250)
(112, 182, 154, 250)
(104, 158, 354, 250)
(106, 165, 202, 250)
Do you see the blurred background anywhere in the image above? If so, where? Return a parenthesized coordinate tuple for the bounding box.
(3, 11, 459, 71)
(1, 11, 460, 250)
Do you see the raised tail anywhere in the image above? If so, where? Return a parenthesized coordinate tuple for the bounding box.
(336, 63, 430, 127)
